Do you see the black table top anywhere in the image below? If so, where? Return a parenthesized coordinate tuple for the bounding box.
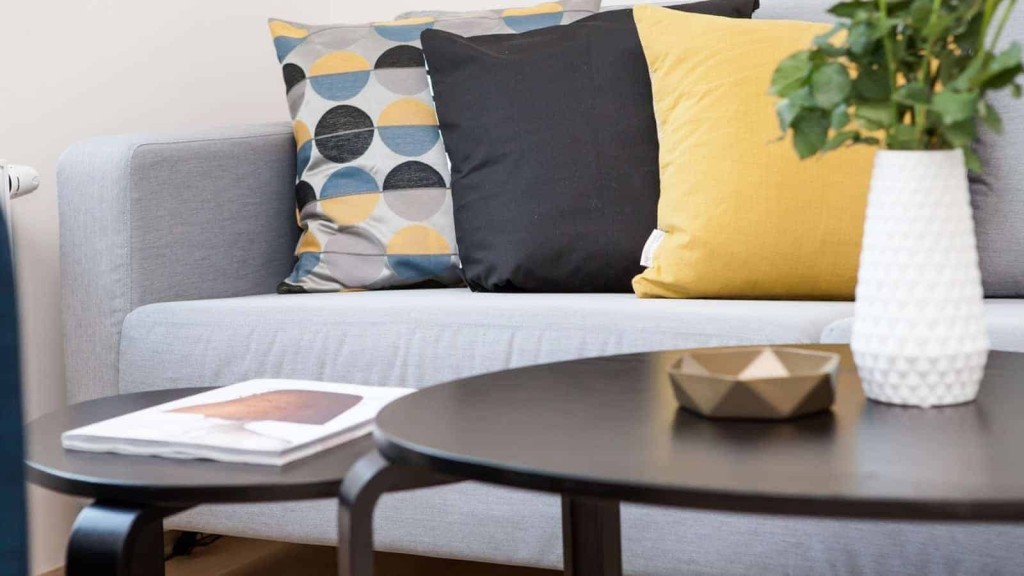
(26, 388, 371, 507)
(376, 345, 1024, 521)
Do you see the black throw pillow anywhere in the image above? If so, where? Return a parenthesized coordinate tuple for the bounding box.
(421, 1, 759, 292)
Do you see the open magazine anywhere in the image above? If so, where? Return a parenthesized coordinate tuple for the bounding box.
(62, 379, 414, 466)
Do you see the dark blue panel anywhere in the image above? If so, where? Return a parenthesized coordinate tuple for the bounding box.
(0, 213, 27, 575)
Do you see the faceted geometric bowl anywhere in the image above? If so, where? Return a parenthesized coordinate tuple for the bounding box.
(668, 347, 840, 420)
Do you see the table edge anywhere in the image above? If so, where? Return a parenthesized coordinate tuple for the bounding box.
(374, 344, 1024, 527)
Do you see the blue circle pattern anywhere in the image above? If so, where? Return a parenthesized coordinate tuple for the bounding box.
(378, 126, 441, 157)
(274, 37, 304, 63)
(387, 255, 451, 279)
(503, 12, 563, 33)
(289, 252, 321, 281)
(310, 72, 371, 101)
(297, 140, 313, 177)
(320, 167, 379, 199)
(373, 21, 435, 43)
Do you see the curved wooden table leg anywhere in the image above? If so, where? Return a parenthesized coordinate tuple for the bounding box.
(66, 502, 187, 576)
(339, 450, 459, 576)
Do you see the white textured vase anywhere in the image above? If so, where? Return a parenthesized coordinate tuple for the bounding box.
(851, 149, 989, 407)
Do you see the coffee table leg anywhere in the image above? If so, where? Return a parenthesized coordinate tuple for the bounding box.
(562, 495, 623, 576)
(66, 502, 186, 576)
(339, 450, 459, 576)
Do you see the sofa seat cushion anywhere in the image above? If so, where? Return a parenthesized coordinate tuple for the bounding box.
(168, 483, 1023, 575)
(119, 288, 852, 393)
(820, 300, 1024, 353)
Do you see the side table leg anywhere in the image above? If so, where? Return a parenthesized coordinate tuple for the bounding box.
(339, 450, 459, 576)
(562, 495, 623, 576)
(66, 502, 186, 576)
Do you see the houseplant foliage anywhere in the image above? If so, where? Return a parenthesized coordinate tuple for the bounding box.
(770, 0, 1023, 408)
(770, 0, 1023, 171)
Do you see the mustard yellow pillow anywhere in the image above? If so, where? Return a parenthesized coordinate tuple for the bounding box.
(632, 5, 874, 300)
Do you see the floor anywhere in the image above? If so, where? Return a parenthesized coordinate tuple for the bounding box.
(42, 534, 559, 576)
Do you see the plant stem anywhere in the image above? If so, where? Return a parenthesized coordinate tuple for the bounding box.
(990, 0, 1018, 51)
(982, 0, 997, 44)
(878, 0, 900, 148)
(916, 0, 944, 147)
(954, 0, 998, 93)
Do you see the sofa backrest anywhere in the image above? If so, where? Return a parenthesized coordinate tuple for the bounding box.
(753, 1, 828, 21)
(972, 5, 1024, 296)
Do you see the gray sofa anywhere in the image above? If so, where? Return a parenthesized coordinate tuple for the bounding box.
(57, 2, 1024, 575)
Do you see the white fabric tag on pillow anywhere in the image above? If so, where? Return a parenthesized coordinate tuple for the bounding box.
(640, 229, 666, 268)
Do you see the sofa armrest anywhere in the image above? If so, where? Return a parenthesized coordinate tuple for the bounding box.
(58, 123, 299, 402)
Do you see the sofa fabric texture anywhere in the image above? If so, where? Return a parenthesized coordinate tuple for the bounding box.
(270, 0, 599, 294)
(118, 289, 852, 393)
(420, 0, 758, 292)
(971, 4, 1024, 297)
(57, 123, 299, 403)
(632, 6, 876, 300)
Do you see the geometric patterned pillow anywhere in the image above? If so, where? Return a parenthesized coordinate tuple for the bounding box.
(269, 0, 600, 293)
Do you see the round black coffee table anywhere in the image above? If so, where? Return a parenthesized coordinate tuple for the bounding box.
(340, 345, 1024, 576)
(26, 388, 374, 576)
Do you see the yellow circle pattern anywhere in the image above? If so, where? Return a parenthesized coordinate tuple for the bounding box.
(386, 225, 451, 255)
(321, 194, 381, 227)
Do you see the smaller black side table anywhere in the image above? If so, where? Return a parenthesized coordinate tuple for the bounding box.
(25, 388, 386, 576)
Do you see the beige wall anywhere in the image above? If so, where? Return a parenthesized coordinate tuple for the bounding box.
(0, 0, 645, 573)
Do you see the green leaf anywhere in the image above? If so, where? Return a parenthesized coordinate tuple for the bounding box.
(853, 66, 892, 102)
(828, 1, 871, 18)
(889, 125, 919, 150)
(909, 0, 932, 29)
(950, 54, 989, 92)
(981, 43, 1024, 90)
(939, 51, 967, 87)
(944, 119, 977, 147)
(814, 23, 844, 46)
(810, 63, 852, 109)
(775, 99, 802, 133)
(987, 42, 1019, 73)
(776, 87, 815, 133)
(931, 91, 980, 125)
(812, 24, 848, 57)
(828, 0, 912, 18)
(791, 109, 831, 159)
(770, 51, 814, 98)
(964, 147, 982, 173)
(855, 102, 895, 130)
(848, 22, 875, 55)
(831, 105, 851, 130)
(824, 130, 860, 151)
(989, 43, 1023, 75)
(980, 100, 1003, 133)
(894, 82, 931, 105)
(922, 13, 954, 40)
(955, 10, 984, 54)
